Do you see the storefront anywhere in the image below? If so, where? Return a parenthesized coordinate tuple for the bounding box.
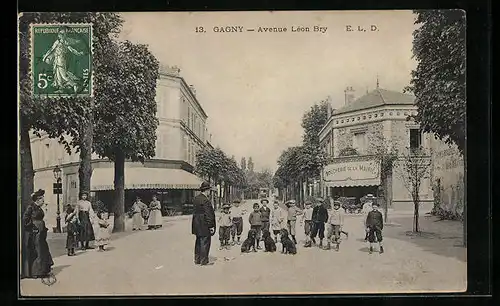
(322, 156, 381, 204)
(90, 167, 203, 215)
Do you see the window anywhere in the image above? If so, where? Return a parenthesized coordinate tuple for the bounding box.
(352, 132, 367, 154)
(410, 128, 422, 150)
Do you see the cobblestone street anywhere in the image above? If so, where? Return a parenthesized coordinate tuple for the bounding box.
(20, 201, 466, 296)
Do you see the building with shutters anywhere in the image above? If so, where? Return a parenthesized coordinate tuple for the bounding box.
(29, 64, 215, 228)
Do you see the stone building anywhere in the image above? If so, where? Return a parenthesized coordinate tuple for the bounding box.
(29, 64, 214, 229)
(318, 86, 434, 211)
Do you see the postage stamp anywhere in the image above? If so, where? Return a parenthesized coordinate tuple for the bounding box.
(30, 23, 93, 98)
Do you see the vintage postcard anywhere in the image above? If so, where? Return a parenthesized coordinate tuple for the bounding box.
(18, 10, 467, 296)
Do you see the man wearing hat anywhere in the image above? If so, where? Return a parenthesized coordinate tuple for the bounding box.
(259, 199, 271, 233)
(192, 181, 216, 266)
(365, 202, 384, 254)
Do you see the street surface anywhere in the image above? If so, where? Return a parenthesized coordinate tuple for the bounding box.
(20, 200, 466, 296)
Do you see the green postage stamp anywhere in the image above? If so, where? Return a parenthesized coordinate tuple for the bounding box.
(30, 23, 93, 98)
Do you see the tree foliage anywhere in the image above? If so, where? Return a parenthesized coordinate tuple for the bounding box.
(247, 157, 254, 173)
(301, 100, 330, 146)
(406, 10, 466, 154)
(240, 157, 246, 171)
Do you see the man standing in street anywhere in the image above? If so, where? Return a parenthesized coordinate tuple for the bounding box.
(192, 182, 216, 266)
(310, 198, 328, 248)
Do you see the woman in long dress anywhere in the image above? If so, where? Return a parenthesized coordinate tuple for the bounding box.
(77, 191, 95, 250)
(21, 189, 54, 279)
(131, 197, 148, 230)
(147, 195, 163, 230)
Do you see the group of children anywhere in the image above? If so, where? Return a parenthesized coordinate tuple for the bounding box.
(217, 195, 385, 255)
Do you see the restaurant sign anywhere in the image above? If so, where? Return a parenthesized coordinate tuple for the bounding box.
(323, 158, 381, 187)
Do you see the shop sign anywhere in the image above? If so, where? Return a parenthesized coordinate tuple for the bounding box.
(323, 158, 381, 187)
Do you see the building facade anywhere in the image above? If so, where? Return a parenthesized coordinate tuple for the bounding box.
(29, 64, 213, 229)
(319, 87, 434, 211)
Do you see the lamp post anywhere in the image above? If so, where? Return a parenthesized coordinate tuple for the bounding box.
(53, 165, 62, 233)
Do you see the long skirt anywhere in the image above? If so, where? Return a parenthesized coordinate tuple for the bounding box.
(21, 222, 54, 278)
(78, 211, 95, 242)
(132, 212, 143, 229)
(148, 209, 162, 227)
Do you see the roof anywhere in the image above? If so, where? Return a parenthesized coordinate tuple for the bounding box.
(333, 88, 415, 115)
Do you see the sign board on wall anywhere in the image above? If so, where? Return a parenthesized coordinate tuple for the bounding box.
(323, 158, 381, 187)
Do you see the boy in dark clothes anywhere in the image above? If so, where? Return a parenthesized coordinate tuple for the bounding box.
(365, 202, 384, 254)
(248, 203, 263, 250)
(259, 199, 271, 233)
(310, 198, 329, 247)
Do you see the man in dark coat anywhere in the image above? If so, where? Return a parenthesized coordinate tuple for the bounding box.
(192, 181, 216, 266)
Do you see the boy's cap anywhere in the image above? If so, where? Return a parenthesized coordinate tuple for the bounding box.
(305, 201, 312, 205)
(333, 201, 341, 206)
(253, 203, 260, 208)
(222, 204, 231, 209)
(372, 202, 380, 207)
(232, 199, 241, 203)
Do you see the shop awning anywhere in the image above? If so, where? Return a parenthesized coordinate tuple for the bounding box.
(323, 157, 381, 187)
(90, 167, 203, 191)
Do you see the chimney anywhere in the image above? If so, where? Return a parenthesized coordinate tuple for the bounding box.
(344, 86, 355, 105)
(189, 85, 196, 96)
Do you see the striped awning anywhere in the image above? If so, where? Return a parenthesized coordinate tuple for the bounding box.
(90, 167, 203, 191)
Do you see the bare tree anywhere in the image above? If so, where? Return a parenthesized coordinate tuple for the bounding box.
(395, 147, 432, 232)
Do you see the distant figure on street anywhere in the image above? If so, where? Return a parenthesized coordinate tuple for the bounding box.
(259, 199, 271, 233)
(147, 195, 163, 230)
(230, 199, 245, 245)
(77, 191, 96, 250)
(248, 203, 263, 249)
(310, 198, 328, 248)
(131, 197, 148, 231)
(192, 182, 216, 266)
(362, 194, 375, 241)
(270, 200, 287, 243)
(365, 202, 384, 254)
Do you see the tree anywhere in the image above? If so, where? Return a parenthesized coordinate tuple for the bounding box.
(247, 157, 254, 173)
(93, 40, 159, 232)
(18, 12, 123, 214)
(407, 10, 466, 245)
(406, 10, 466, 154)
(301, 100, 330, 146)
(195, 147, 227, 208)
(240, 157, 246, 171)
(394, 147, 432, 233)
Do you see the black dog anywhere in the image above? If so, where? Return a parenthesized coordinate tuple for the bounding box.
(262, 229, 276, 252)
(280, 229, 297, 255)
(241, 229, 257, 253)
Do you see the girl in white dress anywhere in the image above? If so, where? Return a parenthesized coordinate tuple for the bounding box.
(147, 195, 163, 230)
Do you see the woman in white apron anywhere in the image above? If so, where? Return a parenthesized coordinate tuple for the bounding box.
(147, 195, 163, 230)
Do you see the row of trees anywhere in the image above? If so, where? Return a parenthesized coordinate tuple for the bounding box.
(19, 12, 159, 232)
(194, 147, 246, 208)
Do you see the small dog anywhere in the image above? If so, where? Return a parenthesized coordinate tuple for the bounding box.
(241, 229, 257, 253)
(280, 229, 297, 255)
(262, 229, 276, 252)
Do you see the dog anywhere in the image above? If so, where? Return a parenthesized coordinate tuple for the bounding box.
(280, 229, 297, 255)
(262, 229, 276, 252)
(241, 229, 257, 253)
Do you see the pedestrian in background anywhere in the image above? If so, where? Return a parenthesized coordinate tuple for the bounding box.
(230, 199, 245, 245)
(218, 204, 232, 250)
(310, 198, 328, 248)
(248, 203, 263, 250)
(286, 200, 299, 244)
(77, 191, 96, 250)
(192, 182, 216, 266)
(147, 195, 163, 230)
(270, 200, 286, 243)
(259, 199, 271, 232)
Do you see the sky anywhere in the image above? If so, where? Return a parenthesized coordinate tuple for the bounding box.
(119, 11, 418, 172)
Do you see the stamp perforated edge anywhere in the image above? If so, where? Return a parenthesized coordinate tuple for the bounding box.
(29, 22, 94, 99)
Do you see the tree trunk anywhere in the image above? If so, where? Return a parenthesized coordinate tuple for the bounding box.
(414, 200, 420, 232)
(20, 124, 34, 215)
(78, 99, 94, 194)
(113, 151, 126, 232)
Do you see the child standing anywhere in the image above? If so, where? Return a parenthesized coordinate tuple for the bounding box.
(65, 203, 79, 256)
(270, 200, 286, 243)
(301, 201, 314, 247)
(366, 202, 384, 254)
(96, 211, 112, 251)
(326, 201, 345, 251)
(248, 203, 263, 250)
(218, 204, 232, 250)
(286, 200, 299, 244)
(230, 199, 245, 245)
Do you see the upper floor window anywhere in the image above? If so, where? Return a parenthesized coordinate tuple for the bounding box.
(352, 132, 367, 154)
(409, 128, 422, 150)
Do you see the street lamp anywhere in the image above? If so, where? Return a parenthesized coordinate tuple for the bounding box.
(53, 165, 62, 233)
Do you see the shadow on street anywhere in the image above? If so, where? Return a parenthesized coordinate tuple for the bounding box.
(384, 214, 466, 262)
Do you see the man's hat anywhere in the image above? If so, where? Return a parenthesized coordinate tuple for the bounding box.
(222, 203, 231, 209)
(199, 181, 211, 191)
(260, 198, 269, 204)
(31, 189, 45, 201)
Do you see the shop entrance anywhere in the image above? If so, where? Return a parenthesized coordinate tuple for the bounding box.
(329, 186, 379, 204)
